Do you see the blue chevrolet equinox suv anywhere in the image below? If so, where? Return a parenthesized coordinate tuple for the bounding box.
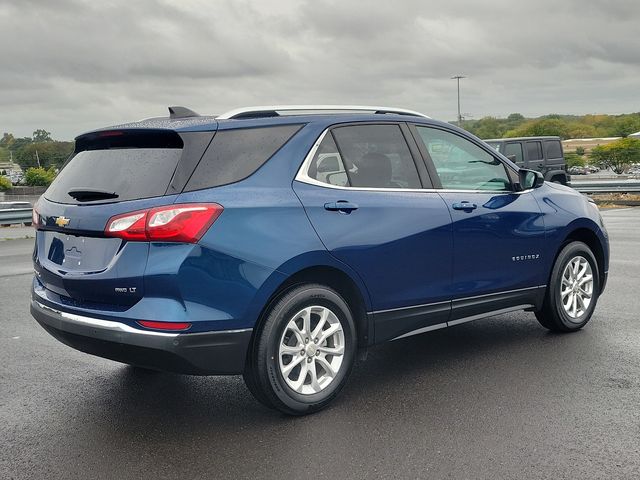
(31, 105, 609, 415)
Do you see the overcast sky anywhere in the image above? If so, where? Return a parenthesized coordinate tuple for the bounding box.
(0, 0, 638, 139)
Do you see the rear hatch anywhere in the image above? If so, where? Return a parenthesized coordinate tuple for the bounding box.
(33, 127, 215, 308)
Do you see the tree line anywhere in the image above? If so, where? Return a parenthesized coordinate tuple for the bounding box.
(0, 129, 73, 186)
(0, 129, 74, 169)
(464, 112, 640, 140)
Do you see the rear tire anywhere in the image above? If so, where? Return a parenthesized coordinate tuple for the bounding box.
(243, 284, 356, 415)
(536, 241, 600, 332)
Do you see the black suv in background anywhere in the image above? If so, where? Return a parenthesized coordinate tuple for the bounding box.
(484, 136, 570, 185)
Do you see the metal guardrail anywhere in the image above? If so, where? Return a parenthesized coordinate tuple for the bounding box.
(0, 207, 33, 225)
(570, 181, 640, 194)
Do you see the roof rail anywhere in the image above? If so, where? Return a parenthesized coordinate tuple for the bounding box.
(216, 105, 430, 120)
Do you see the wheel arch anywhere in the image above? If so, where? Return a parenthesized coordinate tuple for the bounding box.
(246, 261, 373, 368)
(546, 170, 568, 184)
(558, 227, 606, 291)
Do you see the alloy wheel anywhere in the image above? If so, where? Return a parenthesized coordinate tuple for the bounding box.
(278, 306, 345, 395)
(560, 255, 594, 321)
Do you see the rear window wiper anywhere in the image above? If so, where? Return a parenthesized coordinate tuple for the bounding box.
(67, 188, 119, 202)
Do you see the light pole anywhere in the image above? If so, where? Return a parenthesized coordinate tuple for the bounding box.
(451, 75, 465, 127)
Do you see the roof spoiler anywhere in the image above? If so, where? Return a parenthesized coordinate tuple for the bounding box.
(168, 106, 200, 119)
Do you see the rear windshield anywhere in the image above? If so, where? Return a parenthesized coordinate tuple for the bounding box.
(44, 148, 182, 204)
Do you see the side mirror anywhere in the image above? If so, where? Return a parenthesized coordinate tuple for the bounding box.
(517, 169, 544, 191)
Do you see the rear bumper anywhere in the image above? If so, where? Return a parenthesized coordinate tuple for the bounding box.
(30, 300, 252, 375)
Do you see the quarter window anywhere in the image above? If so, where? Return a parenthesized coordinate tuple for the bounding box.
(307, 134, 349, 187)
(545, 140, 562, 159)
(415, 126, 511, 191)
(185, 125, 302, 191)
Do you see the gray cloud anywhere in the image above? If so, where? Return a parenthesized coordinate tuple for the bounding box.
(0, 0, 638, 138)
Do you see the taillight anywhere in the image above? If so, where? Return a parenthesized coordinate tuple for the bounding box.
(105, 203, 223, 243)
(137, 320, 192, 331)
(32, 206, 39, 228)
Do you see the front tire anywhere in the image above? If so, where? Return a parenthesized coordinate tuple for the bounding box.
(536, 241, 600, 332)
(243, 284, 356, 415)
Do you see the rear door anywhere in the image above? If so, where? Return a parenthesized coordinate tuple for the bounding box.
(524, 140, 544, 171)
(411, 125, 546, 321)
(544, 138, 564, 172)
(293, 123, 453, 342)
(34, 128, 214, 307)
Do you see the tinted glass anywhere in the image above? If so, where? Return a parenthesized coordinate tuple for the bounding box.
(486, 141, 501, 152)
(415, 126, 511, 191)
(525, 141, 543, 161)
(545, 140, 562, 158)
(185, 125, 301, 191)
(331, 125, 420, 189)
(307, 134, 349, 187)
(45, 148, 182, 204)
(504, 142, 524, 163)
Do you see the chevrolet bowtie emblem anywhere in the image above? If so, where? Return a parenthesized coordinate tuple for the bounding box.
(55, 216, 70, 227)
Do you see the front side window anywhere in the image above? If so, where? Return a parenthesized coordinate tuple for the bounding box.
(504, 142, 524, 164)
(415, 126, 511, 191)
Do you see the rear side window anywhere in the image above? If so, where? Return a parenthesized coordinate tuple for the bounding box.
(545, 140, 562, 158)
(45, 148, 182, 204)
(525, 141, 543, 161)
(504, 142, 524, 163)
(329, 124, 421, 189)
(185, 125, 301, 191)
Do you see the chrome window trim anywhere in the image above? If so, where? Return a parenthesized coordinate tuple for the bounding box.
(217, 105, 430, 120)
(294, 127, 536, 195)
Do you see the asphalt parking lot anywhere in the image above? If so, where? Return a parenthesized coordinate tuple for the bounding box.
(1, 209, 639, 479)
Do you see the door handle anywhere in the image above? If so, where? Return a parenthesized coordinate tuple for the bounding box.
(324, 201, 359, 214)
(452, 201, 477, 211)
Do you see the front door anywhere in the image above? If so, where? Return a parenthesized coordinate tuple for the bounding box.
(411, 125, 546, 322)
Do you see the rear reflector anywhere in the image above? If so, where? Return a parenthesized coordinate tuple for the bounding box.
(137, 320, 192, 331)
(105, 203, 223, 243)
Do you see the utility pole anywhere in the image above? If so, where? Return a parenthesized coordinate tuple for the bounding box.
(35, 149, 41, 168)
(451, 75, 466, 127)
